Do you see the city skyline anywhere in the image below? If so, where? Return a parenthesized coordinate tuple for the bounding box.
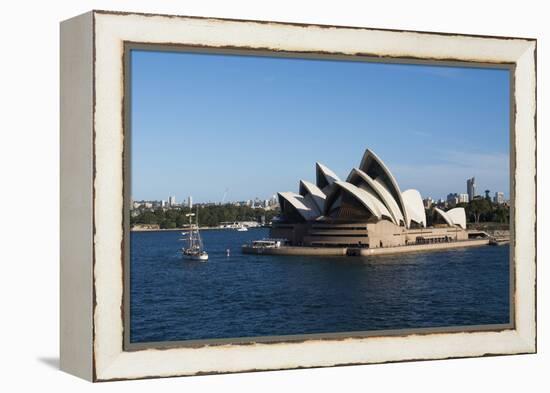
(132, 194, 277, 205)
(132, 177, 508, 206)
(131, 50, 510, 202)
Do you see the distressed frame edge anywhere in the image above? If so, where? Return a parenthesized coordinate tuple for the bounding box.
(512, 40, 537, 353)
(59, 10, 95, 381)
(89, 11, 537, 382)
(91, 8, 538, 42)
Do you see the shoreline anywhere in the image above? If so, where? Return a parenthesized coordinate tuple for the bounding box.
(131, 226, 267, 232)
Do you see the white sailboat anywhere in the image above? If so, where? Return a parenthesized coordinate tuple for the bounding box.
(181, 211, 208, 261)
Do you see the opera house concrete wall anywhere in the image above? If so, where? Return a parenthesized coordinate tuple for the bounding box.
(270, 148, 471, 250)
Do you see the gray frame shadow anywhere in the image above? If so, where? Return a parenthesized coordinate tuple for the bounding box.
(122, 43, 516, 351)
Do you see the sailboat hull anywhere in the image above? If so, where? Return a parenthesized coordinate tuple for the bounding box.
(184, 253, 208, 261)
(182, 249, 209, 261)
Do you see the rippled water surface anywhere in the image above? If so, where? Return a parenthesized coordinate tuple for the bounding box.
(130, 228, 510, 343)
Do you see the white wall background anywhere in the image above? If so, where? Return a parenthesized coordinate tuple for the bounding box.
(0, 0, 546, 391)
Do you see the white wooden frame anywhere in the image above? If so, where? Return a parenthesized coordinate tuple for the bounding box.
(60, 10, 536, 381)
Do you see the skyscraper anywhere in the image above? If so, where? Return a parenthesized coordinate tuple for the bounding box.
(168, 195, 176, 206)
(446, 193, 459, 207)
(458, 193, 469, 204)
(467, 177, 476, 202)
(494, 192, 505, 204)
(188, 195, 193, 209)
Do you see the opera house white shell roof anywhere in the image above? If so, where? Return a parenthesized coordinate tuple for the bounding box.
(346, 167, 403, 226)
(299, 180, 326, 213)
(316, 162, 340, 192)
(277, 192, 320, 221)
(434, 207, 467, 230)
(402, 189, 427, 228)
(277, 148, 466, 230)
(324, 180, 394, 222)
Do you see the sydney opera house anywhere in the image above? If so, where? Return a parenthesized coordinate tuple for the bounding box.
(271, 149, 470, 249)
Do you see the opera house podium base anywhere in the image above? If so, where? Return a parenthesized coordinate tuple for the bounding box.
(242, 237, 491, 257)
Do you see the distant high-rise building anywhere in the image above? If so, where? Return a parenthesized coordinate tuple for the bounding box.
(270, 194, 278, 207)
(467, 177, 476, 202)
(484, 189, 491, 199)
(253, 197, 262, 209)
(494, 192, 505, 204)
(458, 193, 469, 204)
(423, 197, 433, 209)
(168, 196, 176, 206)
(187, 196, 193, 209)
(447, 193, 459, 207)
(161, 200, 166, 207)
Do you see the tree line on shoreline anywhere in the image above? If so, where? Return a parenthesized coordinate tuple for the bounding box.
(131, 204, 280, 229)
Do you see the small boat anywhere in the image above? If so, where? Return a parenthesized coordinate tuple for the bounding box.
(248, 239, 285, 248)
(489, 236, 510, 246)
(180, 211, 208, 261)
(241, 238, 288, 254)
(236, 225, 248, 232)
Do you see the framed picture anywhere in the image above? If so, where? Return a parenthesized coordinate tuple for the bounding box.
(60, 10, 536, 381)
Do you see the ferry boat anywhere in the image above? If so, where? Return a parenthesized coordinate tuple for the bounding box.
(181, 212, 208, 261)
(219, 221, 260, 230)
(245, 238, 287, 249)
(219, 221, 242, 229)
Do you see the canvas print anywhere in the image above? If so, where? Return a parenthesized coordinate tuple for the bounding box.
(128, 49, 511, 345)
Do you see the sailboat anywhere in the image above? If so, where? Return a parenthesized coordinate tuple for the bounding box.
(181, 210, 208, 261)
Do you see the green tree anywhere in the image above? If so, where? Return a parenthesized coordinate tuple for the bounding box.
(468, 198, 491, 223)
(493, 205, 509, 223)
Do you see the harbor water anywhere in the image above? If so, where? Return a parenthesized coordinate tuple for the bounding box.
(130, 228, 510, 343)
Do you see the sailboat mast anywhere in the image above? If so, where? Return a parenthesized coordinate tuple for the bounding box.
(188, 212, 194, 249)
(193, 206, 203, 250)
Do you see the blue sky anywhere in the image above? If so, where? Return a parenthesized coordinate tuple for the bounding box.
(131, 49, 510, 203)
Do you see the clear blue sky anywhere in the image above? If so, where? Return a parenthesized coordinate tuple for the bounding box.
(131, 49, 510, 203)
